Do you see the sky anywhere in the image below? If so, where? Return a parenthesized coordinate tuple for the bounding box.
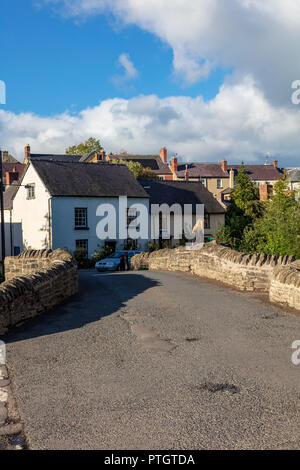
(0, 0, 300, 166)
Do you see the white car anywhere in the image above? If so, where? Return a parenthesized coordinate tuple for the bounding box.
(95, 251, 141, 272)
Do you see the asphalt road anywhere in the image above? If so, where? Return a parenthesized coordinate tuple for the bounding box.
(3, 270, 300, 450)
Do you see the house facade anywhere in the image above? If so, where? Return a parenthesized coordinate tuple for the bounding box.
(138, 179, 226, 248)
(286, 168, 300, 201)
(12, 160, 150, 256)
(170, 158, 232, 197)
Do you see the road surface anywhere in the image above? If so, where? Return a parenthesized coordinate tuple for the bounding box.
(3, 270, 300, 449)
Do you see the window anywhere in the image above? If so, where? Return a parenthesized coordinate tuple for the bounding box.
(76, 239, 88, 255)
(217, 179, 222, 189)
(127, 207, 137, 227)
(204, 213, 210, 229)
(200, 178, 207, 187)
(26, 184, 35, 199)
(124, 238, 138, 250)
(75, 208, 88, 229)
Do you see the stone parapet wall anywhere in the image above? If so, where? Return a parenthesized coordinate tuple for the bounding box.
(0, 249, 78, 335)
(131, 243, 299, 311)
(269, 261, 300, 310)
(4, 249, 72, 281)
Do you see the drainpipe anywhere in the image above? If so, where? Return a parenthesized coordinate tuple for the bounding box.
(9, 209, 13, 256)
(48, 197, 53, 250)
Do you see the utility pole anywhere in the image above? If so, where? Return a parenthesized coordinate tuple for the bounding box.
(0, 149, 5, 280)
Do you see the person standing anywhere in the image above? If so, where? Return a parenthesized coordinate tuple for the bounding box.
(124, 252, 129, 271)
(119, 255, 126, 272)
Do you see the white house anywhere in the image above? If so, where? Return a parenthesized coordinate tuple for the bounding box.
(12, 159, 150, 257)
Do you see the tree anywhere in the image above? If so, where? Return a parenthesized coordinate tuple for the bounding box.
(66, 137, 103, 156)
(216, 164, 261, 250)
(111, 159, 158, 179)
(241, 179, 300, 258)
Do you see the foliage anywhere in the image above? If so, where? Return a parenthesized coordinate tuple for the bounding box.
(241, 179, 300, 258)
(73, 248, 94, 269)
(92, 245, 114, 262)
(215, 163, 261, 250)
(0, 269, 3, 284)
(66, 137, 103, 156)
(148, 241, 159, 252)
(111, 159, 158, 179)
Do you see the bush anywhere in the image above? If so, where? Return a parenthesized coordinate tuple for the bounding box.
(148, 241, 159, 252)
(73, 248, 95, 269)
(92, 246, 114, 262)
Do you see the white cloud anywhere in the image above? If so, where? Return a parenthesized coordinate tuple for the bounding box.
(40, 0, 300, 105)
(1, 78, 300, 166)
(112, 53, 138, 87)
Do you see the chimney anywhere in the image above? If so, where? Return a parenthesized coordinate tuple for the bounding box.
(100, 149, 106, 161)
(221, 159, 227, 172)
(229, 168, 235, 189)
(171, 156, 178, 173)
(2, 151, 8, 162)
(160, 147, 167, 164)
(272, 160, 278, 169)
(24, 144, 30, 163)
(259, 183, 268, 201)
(185, 165, 189, 181)
(6, 171, 19, 186)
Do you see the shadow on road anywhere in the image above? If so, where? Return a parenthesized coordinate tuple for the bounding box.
(4, 271, 159, 344)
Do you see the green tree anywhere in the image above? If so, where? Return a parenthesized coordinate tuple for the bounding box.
(111, 159, 158, 179)
(216, 164, 261, 249)
(66, 137, 103, 156)
(242, 179, 300, 258)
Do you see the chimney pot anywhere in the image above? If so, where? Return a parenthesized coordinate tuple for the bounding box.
(185, 165, 189, 181)
(171, 156, 178, 173)
(229, 167, 235, 189)
(160, 147, 167, 164)
(272, 159, 278, 169)
(24, 144, 30, 163)
(221, 159, 227, 172)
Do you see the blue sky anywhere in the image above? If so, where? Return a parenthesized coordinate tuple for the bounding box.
(0, 0, 227, 116)
(0, 0, 299, 166)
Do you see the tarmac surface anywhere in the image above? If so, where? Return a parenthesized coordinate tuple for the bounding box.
(3, 269, 300, 450)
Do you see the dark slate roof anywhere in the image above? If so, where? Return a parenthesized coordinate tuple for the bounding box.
(1, 151, 18, 163)
(138, 179, 225, 214)
(229, 164, 283, 181)
(29, 153, 82, 163)
(4, 184, 19, 210)
(30, 160, 149, 198)
(2, 162, 26, 175)
(2, 163, 27, 210)
(175, 163, 229, 178)
(109, 154, 172, 175)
